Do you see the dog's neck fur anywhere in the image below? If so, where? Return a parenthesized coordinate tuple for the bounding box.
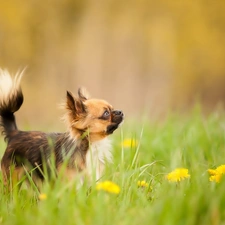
(68, 129, 112, 181)
(66, 124, 112, 181)
(86, 137, 112, 181)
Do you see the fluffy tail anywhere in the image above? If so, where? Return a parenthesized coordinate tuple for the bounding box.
(0, 69, 24, 140)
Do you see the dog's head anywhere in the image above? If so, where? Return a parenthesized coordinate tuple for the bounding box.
(64, 88, 124, 142)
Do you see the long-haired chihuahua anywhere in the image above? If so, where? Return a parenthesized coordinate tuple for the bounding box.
(0, 69, 124, 187)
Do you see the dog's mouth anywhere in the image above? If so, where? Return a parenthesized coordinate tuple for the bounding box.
(106, 123, 120, 134)
(106, 110, 124, 135)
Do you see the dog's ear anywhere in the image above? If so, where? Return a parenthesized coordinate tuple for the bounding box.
(67, 91, 86, 115)
(78, 87, 90, 101)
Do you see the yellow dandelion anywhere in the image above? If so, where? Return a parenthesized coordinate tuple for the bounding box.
(96, 181, 120, 194)
(122, 138, 138, 148)
(208, 169, 217, 176)
(209, 174, 222, 183)
(39, 193, 47, 200)
(216, 165, 225, 174)
(208, 164, 225, 183)
(137, 180, 149, 188)
(166, 168, 190, 182)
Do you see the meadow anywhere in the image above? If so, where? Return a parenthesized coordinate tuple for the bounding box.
(1, 106, 225, 225)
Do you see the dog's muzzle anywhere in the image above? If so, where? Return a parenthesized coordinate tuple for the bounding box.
(106, 110, 124, 134)
(112, 110, 124, 123)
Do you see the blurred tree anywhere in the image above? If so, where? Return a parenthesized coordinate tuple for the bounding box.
(0, 0, 225, 125)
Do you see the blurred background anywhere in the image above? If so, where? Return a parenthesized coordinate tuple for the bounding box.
(0, 0, 225, 130)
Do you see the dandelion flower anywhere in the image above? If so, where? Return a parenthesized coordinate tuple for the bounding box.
(166, 168, 190, 182)
(39, 193, 47, 200)
(122, 138, 138, 148)
(215, 165, 225, 174)
(137, 180, 149, 188)
(209, 174, 222, 183)
(208, 169, 217, 176)
(208, 164, 225, 183)
(96, 181, 120, 194)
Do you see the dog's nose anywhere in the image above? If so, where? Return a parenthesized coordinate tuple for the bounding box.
(114, 110, 123, 116)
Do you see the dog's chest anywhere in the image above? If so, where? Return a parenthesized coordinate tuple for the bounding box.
(85, 138, 112, 181)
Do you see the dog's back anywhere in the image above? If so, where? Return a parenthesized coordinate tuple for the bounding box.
(1, 130, 88, 182)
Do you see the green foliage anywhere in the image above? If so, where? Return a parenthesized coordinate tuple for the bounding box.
(1, 109, 225, 224)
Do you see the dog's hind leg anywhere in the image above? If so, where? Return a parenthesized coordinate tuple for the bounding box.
(1, 156, 25, 192)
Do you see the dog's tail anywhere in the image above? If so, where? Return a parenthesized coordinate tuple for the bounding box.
(0, 69, 24, 140)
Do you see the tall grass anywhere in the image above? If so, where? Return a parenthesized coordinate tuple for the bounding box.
(1, 108, 225, 225)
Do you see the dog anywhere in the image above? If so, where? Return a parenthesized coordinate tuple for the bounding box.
(0, 69, 124, 187)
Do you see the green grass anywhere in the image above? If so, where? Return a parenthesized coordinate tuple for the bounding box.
(1, 107, 225, 225)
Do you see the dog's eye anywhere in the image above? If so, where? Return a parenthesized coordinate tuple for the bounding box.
(102, 110, 110, 119)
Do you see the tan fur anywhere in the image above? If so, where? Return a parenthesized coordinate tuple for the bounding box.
(64, 92, 115, 142)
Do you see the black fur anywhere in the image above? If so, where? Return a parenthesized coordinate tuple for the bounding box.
(1, 130, 89, 179)
(0, 88, 23, 138)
